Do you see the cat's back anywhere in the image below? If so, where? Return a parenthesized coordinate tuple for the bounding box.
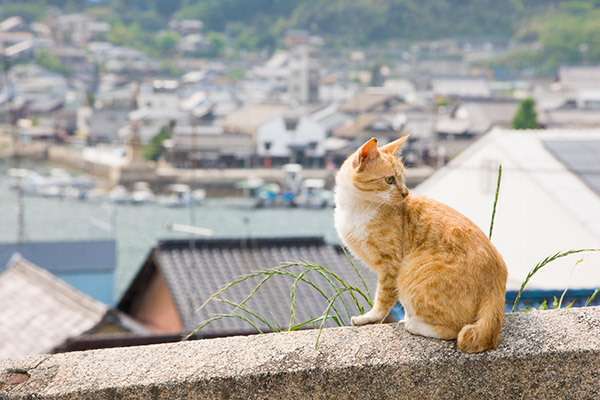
(392, 193, 498, 253)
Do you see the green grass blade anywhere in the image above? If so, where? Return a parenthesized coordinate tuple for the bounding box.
(197, 269, 279, 311)
(289, 315, 328, 331)
(585, 288, 600, 307)
(280, 263, 347, 326)
(489, 164, 502, 240)
(343, 247, 373, 306)
(216, 297, 276, 332)
(302, 261, 372, 320)
(184, 312, 265, 340)
(314, 287, 364, 349)
(511, 248, 600, 312)
(289, 269, 311, 330)
(192, 260, 375, 341)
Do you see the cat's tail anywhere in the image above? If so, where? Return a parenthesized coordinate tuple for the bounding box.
(457, 294, 504, 354)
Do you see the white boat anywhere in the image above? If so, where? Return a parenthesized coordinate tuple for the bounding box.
(293, 178, 331, 208)
(158, 184, 206, 207)
(130, 182, 155, 205)
(108, 185, 130, 204)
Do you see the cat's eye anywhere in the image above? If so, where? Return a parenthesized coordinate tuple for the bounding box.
(385, 176, 395, 184)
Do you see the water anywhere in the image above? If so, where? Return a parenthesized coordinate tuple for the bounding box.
(0, 167, 339, 299)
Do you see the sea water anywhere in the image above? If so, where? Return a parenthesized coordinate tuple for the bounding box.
(0, 170, 338, 299)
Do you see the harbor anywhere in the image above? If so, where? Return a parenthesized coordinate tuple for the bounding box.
(0, 161, 340, 299)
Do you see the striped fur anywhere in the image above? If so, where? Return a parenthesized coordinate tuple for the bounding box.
(334, 136, 507, 353)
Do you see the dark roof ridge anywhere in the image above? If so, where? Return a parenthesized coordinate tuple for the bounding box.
(157, 236, 326, 250)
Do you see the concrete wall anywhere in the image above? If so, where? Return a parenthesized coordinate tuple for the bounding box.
(2, 306, 599, 399)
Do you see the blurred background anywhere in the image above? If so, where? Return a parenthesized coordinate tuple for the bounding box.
(0, 0, 599, 357)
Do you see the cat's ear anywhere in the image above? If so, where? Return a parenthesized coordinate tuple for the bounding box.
(380, 135, 410, 155)
(353, 137, 379, 169)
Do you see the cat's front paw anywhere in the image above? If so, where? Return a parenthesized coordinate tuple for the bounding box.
(351, 311, 383, 326)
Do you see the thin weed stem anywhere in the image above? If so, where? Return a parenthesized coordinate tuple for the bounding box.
(489, 164, 502, 240)
(511, 249, 600, 312)
(188, 260, 372, 348)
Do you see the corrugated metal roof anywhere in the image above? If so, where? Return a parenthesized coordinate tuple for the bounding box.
(0, 240, 116, 273)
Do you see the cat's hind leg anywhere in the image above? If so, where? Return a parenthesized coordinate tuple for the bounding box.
(404, 314, 458, 340)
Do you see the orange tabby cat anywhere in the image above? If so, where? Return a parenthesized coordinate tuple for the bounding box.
(334, 136, 507, 353)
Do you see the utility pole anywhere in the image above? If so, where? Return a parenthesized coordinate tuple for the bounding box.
(2, 46, 25, 242)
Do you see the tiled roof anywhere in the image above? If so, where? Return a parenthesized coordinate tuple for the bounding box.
(0, 256, 107, 358)
(339, 92, 398, 114)
(119, 237, 378, 338)
(222, 104, 288, 135)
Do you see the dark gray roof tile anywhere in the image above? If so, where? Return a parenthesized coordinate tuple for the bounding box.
(121, 237, 378, 338)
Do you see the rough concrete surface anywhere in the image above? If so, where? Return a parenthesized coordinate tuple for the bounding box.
(1, 307, 600, 399)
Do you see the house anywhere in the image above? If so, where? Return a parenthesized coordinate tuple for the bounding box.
(332, 113, 405, 143)
(287, 45, 320, 104)
(436, 100, 519, 139)
(0, 16, 28, 33)
(54, 46, 89, 72)
(168, 19, 204, 36)
(0, 239, 117, 304)
(539, 107, 600, 129)
(178, 33, 210, 56)
(434, 100, 520, 159)
(2, 40, 36, 63)
(431, 76, 491, 99)
(117, 237, 381, 338)
(101, 46, 160, 73)
(55, 14, 110, 44)
(0, 256, 107, 358)
(283, 29, 311, 47)
(251, 50, 291, 89)
(0, 256, 151, 357)
(557, 65, 600, 92)
(88, 107, 131, 144)
(222, 103, 288, 136)
(126, 80, 187, 143)
(338, 90, 402, 115)
(256, 109, 327, 167)
(9, 64, 68, 117)
(536, 65, 600, 128)
(163, 125, 254, 168)
(415, 128, 600, 300)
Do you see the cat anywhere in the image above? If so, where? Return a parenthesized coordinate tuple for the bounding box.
(334, 136, 507, 353)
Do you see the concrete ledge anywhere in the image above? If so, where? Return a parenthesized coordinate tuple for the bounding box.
(2, 307, 600, 399)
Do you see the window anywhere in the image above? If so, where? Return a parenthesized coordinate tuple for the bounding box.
(284, 118, 298, 131)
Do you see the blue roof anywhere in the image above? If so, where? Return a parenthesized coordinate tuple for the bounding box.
(0, 240, 116, 273)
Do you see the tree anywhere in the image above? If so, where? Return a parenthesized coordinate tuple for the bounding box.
(153, 0, 182, 20)
(512, 98, 538, 130)
(35, 48, 69, 75)
(206, 31, 226, 58)
(143, 124, 172, 161)
(156, 31, 180, 54)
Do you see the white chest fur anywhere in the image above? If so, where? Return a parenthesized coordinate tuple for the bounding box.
(334, 203, 376, 245)
(333, 177, 378, 245)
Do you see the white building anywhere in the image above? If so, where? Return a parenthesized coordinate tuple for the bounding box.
(287, 46, 320, 104)
(415, 128, 600, 293)
(256, 111, 327, 166)
(126, 80, 187, 143)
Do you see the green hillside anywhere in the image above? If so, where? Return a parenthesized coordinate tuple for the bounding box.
(2, 0, 600, 69)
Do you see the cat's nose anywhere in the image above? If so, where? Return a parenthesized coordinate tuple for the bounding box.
(400, 186, 409, 198)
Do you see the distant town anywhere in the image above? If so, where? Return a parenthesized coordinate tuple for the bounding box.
(2, 10, 599, 200)
(2, 5, 600, 361)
